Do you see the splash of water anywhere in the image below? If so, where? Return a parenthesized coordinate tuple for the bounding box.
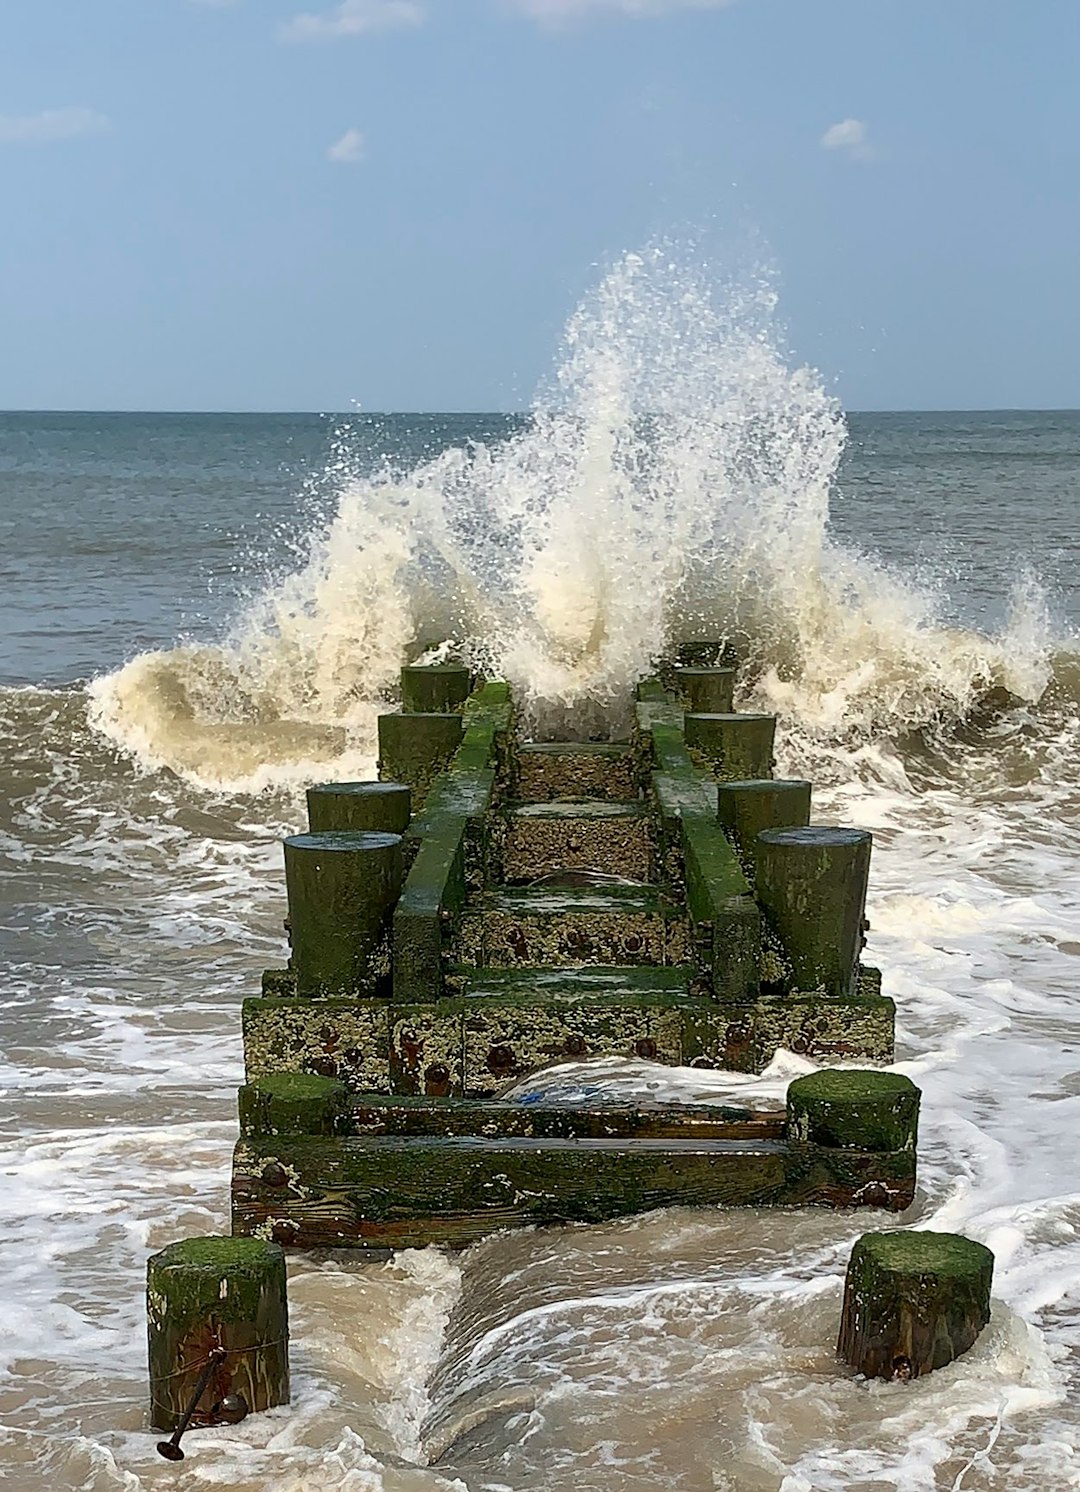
(88, 243, 1055, 787)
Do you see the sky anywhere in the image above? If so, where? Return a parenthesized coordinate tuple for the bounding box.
(0, 0, 1077, 412)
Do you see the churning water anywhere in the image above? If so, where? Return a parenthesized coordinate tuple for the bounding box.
(2, 248, 1080, 1489)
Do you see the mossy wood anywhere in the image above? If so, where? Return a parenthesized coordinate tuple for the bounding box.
(674, 666, 736, 714)
(400, 663, 472, 714)
(147, 1236, 289, 1431)
(756, 827, 872, 996)
(284, 832, 402, 997)
(231, 666, 906, 1249)
(838, 1231, 993, 1380)
(306, 781, 411, 836)
(717, 779, 812, 874)
(684, 712, 777, 781)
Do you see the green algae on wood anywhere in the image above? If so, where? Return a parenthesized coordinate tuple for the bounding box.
(716, 778, 812, 875)
(306, 781, 411, 836)
(400, 663, 472, 714)
(786, 1070, 920, 1153)
(378, 712, 464, 805)
(238, 1072, 349, 1137)
(838, 1231, 993, 1380)
(756, 826, 871, 997)
(146, 1235, 289, 1431)
(684, 713, 776, 781)
(674, 666, 736, 715)
(284, 831, 402, 997)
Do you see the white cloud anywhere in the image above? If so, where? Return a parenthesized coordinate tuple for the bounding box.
(821, 118, 872, 160)
(0, 107, 111, 145)
(280, 0, 424, 41)
(328, 127, 366, 163)
(509, 0, 731, 22)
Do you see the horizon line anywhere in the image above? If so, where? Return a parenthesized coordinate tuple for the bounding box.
(3, 405, 1080, 418)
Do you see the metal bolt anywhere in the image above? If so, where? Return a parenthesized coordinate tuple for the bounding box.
(487, 1045, 515, 1075)
(624, 935, 644, 954)
(210, 1393, 249, 1425)
(260, 1162, 288, 1189)
(564, 1035, 587, 1057)
(156, 1347, 227, 1461)
(311, 1055, 337, 1078)
(425, 1062, 451, 1095)
(634, 1037, 657, 1060)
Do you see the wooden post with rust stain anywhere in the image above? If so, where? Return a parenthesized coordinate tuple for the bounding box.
(284, 831, 403, 996)
(684, 713, 776, 781)
(838, 1231, 993, 1380)
(238, 1072, 349, 1137)
(147, 1236, 289, 1432)
(306, 780, 411, 836)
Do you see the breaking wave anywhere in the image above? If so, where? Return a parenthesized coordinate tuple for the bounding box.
(88, 244, 1063, 787)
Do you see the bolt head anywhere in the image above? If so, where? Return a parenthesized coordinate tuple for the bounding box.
(260, 1162, 288, 1189)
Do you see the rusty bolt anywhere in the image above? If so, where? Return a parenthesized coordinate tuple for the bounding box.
(343, 1047, 362, 1065)
(319, 1025, 337, 1046)
(311, 1055, 337, 1078)
(726, 1023, 750, 1046)
(425, 1062, 451, 1095)
(791, 1034, 810, 1055)
(624, 934, 644, 954)
(260, 1162, 288, 1189)
(634, 1037, 657, 1060)
(486, 1045, 515, 1076)
(564, 1034, 587, 1057)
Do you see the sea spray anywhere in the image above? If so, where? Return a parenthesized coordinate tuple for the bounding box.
(88, 244, 1054, 787)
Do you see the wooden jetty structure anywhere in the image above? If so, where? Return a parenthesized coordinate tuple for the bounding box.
(230, 656, 920, 1250)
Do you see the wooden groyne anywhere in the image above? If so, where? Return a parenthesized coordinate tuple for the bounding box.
(230, 657, 910, 1248)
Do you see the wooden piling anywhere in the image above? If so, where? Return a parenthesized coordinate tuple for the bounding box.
(306, 781, 411, 835)
(284, 831, 403, 996)
(684, 713, 776, 781)
(786, 1069, 920, 1153)
(716, 778, 812, 872)
(674, 666, 736, 715)
(377, 712, 464, 801)
(147, 1236, 289, 1431)
(756, 826, 871, 995)
(238, 1073, 349, 1137)
(401, 664, 472, 714)
(838, 1231, 993, 1380)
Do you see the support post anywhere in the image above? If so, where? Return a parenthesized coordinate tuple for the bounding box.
(786, 1069, 920, 1153)
(838, 1231, 994, 1380)
(378, 713, 464, 803)
(284, 831, 402, 996)
(147, 1236, 289, 1431)
(238, 1073, 349, 1137)
(401, 664, 472, 714)
(716, 778, 812, 872)
(306, 781, 411, 835)
(684, 713, 776, 781)
(755, 826, 871, 995)
(674, 666, 736, 715)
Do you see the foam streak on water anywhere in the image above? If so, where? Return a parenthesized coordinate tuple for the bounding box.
(3, 248, 1080, 1488)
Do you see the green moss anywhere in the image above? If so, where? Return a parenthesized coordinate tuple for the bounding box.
(155, 1235, 277, 1271)
(854, 1230, 993, 1278)
(787, 1070, 920, 1152)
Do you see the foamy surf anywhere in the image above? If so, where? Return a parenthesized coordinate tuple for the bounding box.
(87, 245, 1060, 790)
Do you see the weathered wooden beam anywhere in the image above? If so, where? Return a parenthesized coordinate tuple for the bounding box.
(838, 1231, 993, 1380)
(350, 1093, 779, 1140)
(515, 742, 640, 803)
(455, 885, 689, 969)
(501, 802, 654, 882)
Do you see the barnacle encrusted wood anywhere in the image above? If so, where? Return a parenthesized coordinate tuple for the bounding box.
(228, 661, 912, 1250)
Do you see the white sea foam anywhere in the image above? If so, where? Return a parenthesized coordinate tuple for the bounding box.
(87, 245, 1057, 789)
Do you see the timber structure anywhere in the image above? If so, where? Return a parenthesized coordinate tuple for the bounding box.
(231, 657, 918, 1250)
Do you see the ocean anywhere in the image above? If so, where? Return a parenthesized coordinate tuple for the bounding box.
(2, 253, 1080, 1490)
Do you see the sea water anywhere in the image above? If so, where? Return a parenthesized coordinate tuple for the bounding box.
(2, 247, 1080, 1489)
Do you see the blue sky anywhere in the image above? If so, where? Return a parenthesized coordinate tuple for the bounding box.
(1, 0, 1076, 411)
